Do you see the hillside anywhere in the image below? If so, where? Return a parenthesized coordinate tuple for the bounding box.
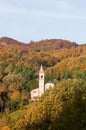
(0, 37, 78, 50)
(0, 37, 86, 130)
(0, 37, 25, 46)
(28, 39, 78, 51)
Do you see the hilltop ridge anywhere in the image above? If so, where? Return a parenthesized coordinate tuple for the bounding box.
(28, 39, 78, 51)
(0, 37, 78, 51)
(0, 37, 25, 46)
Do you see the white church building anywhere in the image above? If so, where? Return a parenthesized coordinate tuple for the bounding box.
(30, 65, 54, 101)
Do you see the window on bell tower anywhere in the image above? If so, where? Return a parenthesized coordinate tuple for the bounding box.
(41, 75, 43, 78)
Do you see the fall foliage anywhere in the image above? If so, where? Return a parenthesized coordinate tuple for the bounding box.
(0, 37, 86, 130)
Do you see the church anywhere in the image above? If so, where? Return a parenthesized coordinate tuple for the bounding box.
(30, 65, 54, 101)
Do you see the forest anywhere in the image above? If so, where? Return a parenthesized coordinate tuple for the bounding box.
(0, 37, 86, 130)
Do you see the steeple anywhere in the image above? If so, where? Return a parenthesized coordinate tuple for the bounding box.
(39, 64, 44, 97)
(39, 64, 44, 72)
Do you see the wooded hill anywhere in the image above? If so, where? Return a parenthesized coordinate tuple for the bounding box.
(0, 37, 86, 130)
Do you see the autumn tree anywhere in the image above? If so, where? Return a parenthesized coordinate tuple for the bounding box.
(9, 79, 86, 130)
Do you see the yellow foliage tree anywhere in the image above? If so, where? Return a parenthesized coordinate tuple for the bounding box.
(1, 125, 11, 130)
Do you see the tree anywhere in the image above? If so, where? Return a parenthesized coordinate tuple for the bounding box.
(11, 79, 86, 130)
(1, 125, 11, 130)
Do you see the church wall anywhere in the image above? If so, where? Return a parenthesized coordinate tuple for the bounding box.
(45, 83, 54, 90)
(30, 88, 39, 101)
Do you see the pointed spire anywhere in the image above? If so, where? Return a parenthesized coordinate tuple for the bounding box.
(39, 64, 44, 72)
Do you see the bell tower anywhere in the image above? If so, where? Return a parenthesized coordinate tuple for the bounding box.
(39, 64, 44, 97)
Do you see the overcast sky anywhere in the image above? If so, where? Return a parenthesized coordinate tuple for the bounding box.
(0, 0, 86, 44)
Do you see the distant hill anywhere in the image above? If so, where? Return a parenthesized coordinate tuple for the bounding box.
(0, 37, 78, 51)
(0, 37, 25, 46)
(28, 39, 78, 51)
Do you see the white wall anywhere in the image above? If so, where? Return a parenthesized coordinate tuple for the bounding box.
(45, 83, 54, 90)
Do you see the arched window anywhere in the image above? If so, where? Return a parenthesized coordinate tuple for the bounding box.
(41, 75, 43, 78)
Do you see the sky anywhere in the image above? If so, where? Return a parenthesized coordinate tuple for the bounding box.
(0, 0, 86, 44)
